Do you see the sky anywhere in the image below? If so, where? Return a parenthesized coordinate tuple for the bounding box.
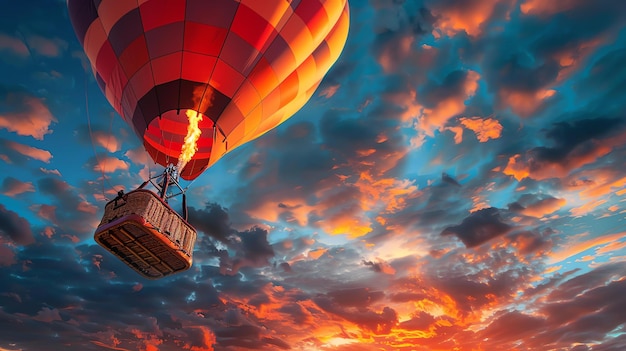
(1, 0, 626, 350)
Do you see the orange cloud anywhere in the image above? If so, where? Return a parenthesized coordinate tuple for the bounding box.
(503, 132, 624, 182)
(377, 34, 415, 73)
(1, 178, 34, 197)
(570, 199, 607, 217)
(4, 140, 52, 162)
(94, 156, 129, 173)
(319, 84, 340, 98)
(503, 154, 530, 181)
(460, 117, 503, 142)
(92, 130, 121, 153)
(446, 126, 464, 144)
(0, 244, 16, 266)
(419, 71, 480, 136)
(0, 94, 57, 139)
(25, 35, 67, 57)
(521, 197, 566, 218)
(595, 240, 626, 255)
(520, 0, 582, 16)
(498, 88, 555, 117)
(0, 33, 29, 57)
(186, 326, 216, 351)
(548, 231, 625, 264)
(432, 0, 514, 37)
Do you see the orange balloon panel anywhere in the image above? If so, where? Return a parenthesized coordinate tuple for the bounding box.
(68, 0, 350, 180)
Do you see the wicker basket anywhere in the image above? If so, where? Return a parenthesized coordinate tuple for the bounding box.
(94, 189, 197, 279)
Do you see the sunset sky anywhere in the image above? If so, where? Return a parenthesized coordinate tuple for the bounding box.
(1, 0, 626, 350)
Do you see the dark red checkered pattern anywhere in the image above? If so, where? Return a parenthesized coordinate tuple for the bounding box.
(68, 0, 349, 180)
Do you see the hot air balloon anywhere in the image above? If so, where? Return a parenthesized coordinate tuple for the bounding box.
(68, 0, 350, 278)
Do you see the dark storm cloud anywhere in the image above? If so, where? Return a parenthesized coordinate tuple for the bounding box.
(441, 207, 512, 248)
(481, 43, 560, 94)
(0, 237, 227, 350)
(508, 115, 626, 181)
(533, 117, 624, 163)
(188, 202, 235, 243)
(418, 69, 477, 108)
(219, 226, 275, 275)
(0, 203, 34, 245)
(188, 202, 276, 275)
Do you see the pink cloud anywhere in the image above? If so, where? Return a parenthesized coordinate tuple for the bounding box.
(377, 34, 415, 73)
(430, 0, 516, 37)
(319, 84, 340, 98)
(0, 33, 29, 57)
(503, 131, 626, 182)
(0, 244, 16, 266)
(0, 93, 57, 139)
(548, 232, 625, 264)
(94, 156, 130, 173)
(32, 307, 62, 323)
(25, 35, 67, 57)
(521, 197, 567, 218)
(4, 139, 52, 162)
(520, 0, 584, 16)
(498, 88, 556, 117)
(1, 177, 35, 197)
(91, 130, 121, 153)
(418, 71, 480, 137)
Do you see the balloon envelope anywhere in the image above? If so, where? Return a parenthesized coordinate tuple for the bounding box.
(68, 0, 350, 179)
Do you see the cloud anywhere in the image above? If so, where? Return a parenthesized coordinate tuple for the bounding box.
(90, 155, 130, 173)
(459, 117, 503, 142)
(428, 0, 516, 37)
(0, 204, 34, 245)
(503, 117, 626, 181)
(314, 294, 398, 334)
(219, 227, 275, 275)
(1, 177, 34, 197)
(362, 258, 396, 275)
(548, 232, 625, 264)
(508, 194, 566, 218)
(188, 203, 275, 274)
(0, 87, 56, 139)
(0, 33, 29, 57)
(25, 35, 67, 58)
(91, 130, 121, 153)
(441, 207, 512, 248)
(416, 69, 481, 136)
(34, 177, 99, 238)
(38, 167, 61, 177)
(0, 139, 52, 163)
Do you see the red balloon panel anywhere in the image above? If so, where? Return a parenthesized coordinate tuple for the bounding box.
(68, 0, 350, 180)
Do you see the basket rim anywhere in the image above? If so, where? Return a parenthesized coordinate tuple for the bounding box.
(106, 188, 194, 227)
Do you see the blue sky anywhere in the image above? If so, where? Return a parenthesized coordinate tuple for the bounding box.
(1, 0, 626, 350)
